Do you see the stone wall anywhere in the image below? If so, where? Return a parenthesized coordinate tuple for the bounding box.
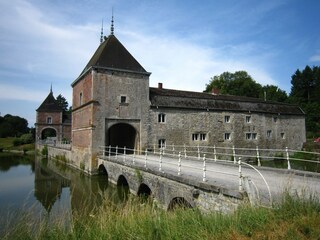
(148, 108, 306, 151)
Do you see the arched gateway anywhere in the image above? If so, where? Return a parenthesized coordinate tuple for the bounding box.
(106, 123, 138, 153)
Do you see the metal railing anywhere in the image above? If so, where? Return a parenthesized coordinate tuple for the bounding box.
(98, 145, 281, 205)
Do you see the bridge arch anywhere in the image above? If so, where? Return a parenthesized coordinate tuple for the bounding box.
(168, 197, 192, 211)
(97, 164, 109, 191)
(98, 164, 108, 178)
(137, 183, 152, 200)
(117, 175, 129, 201)
(106, 123, 138, 153)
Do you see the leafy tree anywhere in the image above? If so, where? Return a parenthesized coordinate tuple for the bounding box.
(205, 71, 262, 98)
(259, 85, 288, 102)
(0, 114, 29, 137)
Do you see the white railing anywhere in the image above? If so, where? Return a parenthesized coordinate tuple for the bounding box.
(99, 144, 320, 205)
(99, 145, 276, 204)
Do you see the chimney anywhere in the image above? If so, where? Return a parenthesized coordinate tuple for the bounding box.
(158, 82, 163, 89)
(212, 88, 220, 95)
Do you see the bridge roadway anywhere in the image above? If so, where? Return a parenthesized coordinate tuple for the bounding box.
(101, 153, 320, 205)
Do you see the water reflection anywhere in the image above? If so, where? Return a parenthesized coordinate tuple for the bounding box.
(0, 153, 129, 234)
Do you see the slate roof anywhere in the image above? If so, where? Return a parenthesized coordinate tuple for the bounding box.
(37, 91, 62, 112)
(149, 87, 304, 115)
(80, 34, 148, 76)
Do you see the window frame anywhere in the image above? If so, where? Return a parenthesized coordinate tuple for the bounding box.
(158, 139, 166, 148)
(47, 116, 52, 124)
(224, 115, 230, 123)
(158, 113, 166, 123)
(224, 132, 231, 141)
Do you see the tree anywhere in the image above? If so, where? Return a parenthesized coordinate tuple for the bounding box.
(259, 85, 288, 102)
(289, 65, 320, 134)
(56, 94, 69, 112)
(205, 71, 262, 98)
(0, 114, 29, 137)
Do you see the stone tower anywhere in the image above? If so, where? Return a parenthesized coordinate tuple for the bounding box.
(71, 31, 151, 174)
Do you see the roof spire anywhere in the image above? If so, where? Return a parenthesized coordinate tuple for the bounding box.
(100, 19, 104, 44)
(110, 8, 114, 35)
(50, 83, 52, 93)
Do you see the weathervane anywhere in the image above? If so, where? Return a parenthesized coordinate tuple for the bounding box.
(100, 19, 104, 44)
(110, 8, 114, 35)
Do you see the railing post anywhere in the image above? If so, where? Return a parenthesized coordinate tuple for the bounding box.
(123, 146, 126, 163)
(233, 146, 236, 164)
(133, 148, 135, 165)
(202, 154, 206, 182)
(184, 144, 187, 159)
(286, 147, 291, 170)
(198, 145, 200, 160)
(178, 152, 181, 176)
(108, 145, 111, 160)
(115, 146, 118, 160)
(214, 145, 217, 162)
(159, 148, 163, 171)
(172, 144, 175, 157)
(102, 146, 105, 158)
(153, 143, 156, 154)
(238, 157, 243, 191)
(144, 149, 148, 168)
(256, 146, 261, 167)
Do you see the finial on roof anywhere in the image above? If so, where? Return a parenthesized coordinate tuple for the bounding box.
(100, 19, 104, 44)
(110, 8, 114, 35)
(50, 83, 52, 93)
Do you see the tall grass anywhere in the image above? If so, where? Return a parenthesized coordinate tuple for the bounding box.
(2, 192, 320, 240)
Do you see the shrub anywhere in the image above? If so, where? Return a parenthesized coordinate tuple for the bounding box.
(41, 145, 48, 157)
(20, 133, 34, 144)
(13, 138, 22, 146)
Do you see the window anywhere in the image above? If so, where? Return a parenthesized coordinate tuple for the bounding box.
(267, 130, 272, 138)
(252, 133, 257, 140)
(192, 133, 198, 141)
(158, 139, 166, 148)
(246, 116, 251, 123)
(246, 133, 252, 140)
(281, 132, 285, 139)
(246, 133, 257, 140)
(79, 92, 83, 105)
(120, 96, 127, 104)
(200, 133, 206, 141)
(158, 113, 166, 123)
(224, 115, 230, 123)
(224, 133, 231, 141)
(192, 133, 207, 141)
(273, 117, 278, 123)
(47, 117, 52, 124)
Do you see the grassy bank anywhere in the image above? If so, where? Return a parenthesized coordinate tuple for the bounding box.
(2, 192, 320, 240)
(0, 137, 34, 153)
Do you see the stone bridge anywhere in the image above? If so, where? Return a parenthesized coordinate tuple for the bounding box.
(97, 155, 246, 213)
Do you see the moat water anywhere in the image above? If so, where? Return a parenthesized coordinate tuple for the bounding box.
(0, 153, 126, 236)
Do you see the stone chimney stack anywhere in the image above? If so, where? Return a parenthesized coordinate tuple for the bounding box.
(158, 82, 163, 89)
(212, 88, 220, 95)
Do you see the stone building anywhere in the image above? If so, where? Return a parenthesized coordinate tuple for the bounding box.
(69, 29, 305, 173)
(35, 89, 71, 142)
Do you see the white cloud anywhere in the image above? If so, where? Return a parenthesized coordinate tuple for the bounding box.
(310, 54, 320, 62)
(0, 83, 47, 102)
(119, 30, 277, 92)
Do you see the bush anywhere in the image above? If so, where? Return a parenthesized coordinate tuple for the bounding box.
(13, 138, 22, 146)
(41, 145, 48, 157)
(20, 133, 34, 144)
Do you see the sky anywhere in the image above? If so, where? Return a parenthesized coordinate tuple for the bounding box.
(0, 0, 319, 126)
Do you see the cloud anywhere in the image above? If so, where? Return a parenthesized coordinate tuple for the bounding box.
(0, 83, 47, 102)
(310, 54, 320, 62)
(119, 29, 277, 92)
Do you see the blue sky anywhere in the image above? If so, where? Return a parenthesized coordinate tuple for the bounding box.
(0, 0, 319, 126)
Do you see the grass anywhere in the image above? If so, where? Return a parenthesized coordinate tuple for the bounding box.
(1, 192, 320, 240)
(0, 137, 34, 153)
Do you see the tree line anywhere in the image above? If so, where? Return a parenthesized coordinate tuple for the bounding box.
(204, 66, 320, 135)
